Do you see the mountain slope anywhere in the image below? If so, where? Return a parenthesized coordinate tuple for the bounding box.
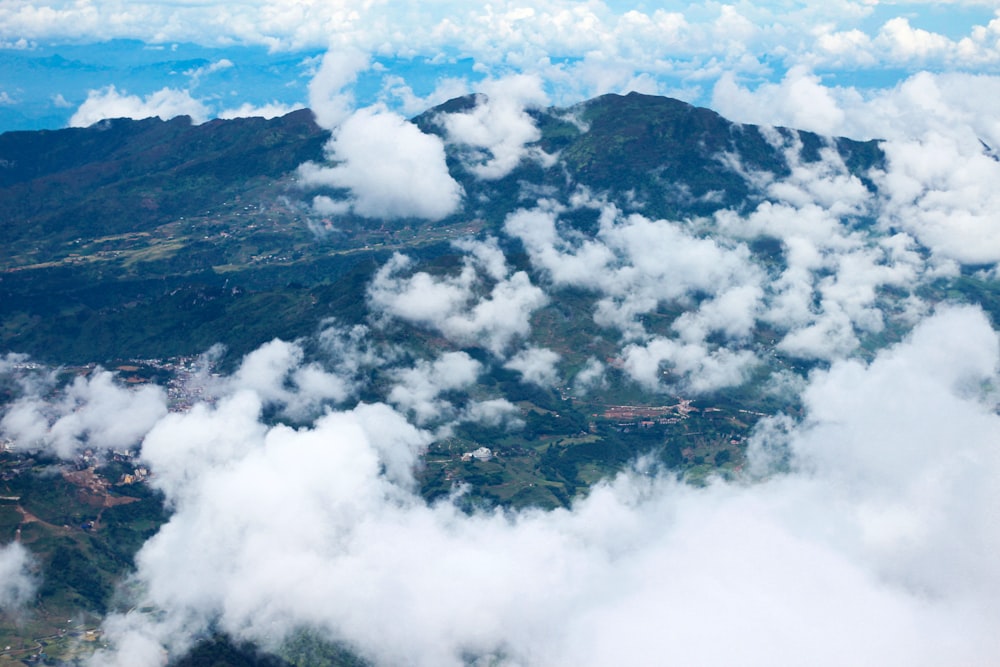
(0, 109, 326, 260)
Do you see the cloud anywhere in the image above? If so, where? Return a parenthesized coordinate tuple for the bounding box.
(620, 336, 758, 394)
(714, 69, 1000, 266)
(712, 68, 1000, 146)
(68, 86, 211, 127)
(79, 305, 1000, 667)
(572, 357, 607, 395)
(184, 58, 234, 87)
(388, 351, 482, 425)
(874, 129, 1000, 265)
(306, 47, 369, 130)
(0, 369, 167, 459)
(297, 106, 463, 221)
(9, 7, 1000, 666)
(877, 17, 953, 62)
(437, 74, 554, 179)
(368, 245, 548, 355)
(503, 346, 561, 388)
(224, 338, 352, 422)
(217, 101, 304, 120)
(4, 3, 1000, 136)
(458, 398, 522, 429)
(712, 67, 848, 135)
(512, 204, 761, 323)
(381, 74, 471, 117)
(0, 541, 37, 610)
(710, 134, 924, 360)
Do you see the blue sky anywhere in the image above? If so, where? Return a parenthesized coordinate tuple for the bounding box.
(1, 1, 999, 131)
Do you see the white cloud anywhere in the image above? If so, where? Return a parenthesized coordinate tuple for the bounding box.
(0, 542, 36, 610)
(83, 306, 1000, 667)
(874, 129, 1000, 265)
(184, 58, 234, 86)
(712, 67, 846, 135)
(506, 202, 762, 341)
(297, 106, 463, 221)
(621, 336, 758, 394)
(68, 86, 211, 127)
(51, 92, 72, 108)
(458, 398, 522, 428)
(381, 74, 471, 117)
(503, 346, 561, 388)
(4, 2, 998, 138)
(877, 17, 954, 62)
(2, 3, 998, 104)
(306, 47, 368, 130)
(712, 70, 1000, 265)
(368, 247, 549, 355)
(224, 338, 352, 422)
(1, 369, 167, 459)
(437, 74, 554, 179)
(388, 352, 482, 424)
(572, 357, 607, 395)
(218, 101, 303, 120)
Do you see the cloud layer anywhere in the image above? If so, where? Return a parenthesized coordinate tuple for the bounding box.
(5, 2, 1000, 80)
(4, 2, 1000, 132)
(62, 305, 1000, 667)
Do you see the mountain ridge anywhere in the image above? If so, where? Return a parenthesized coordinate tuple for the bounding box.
(0, 91, 886, 365)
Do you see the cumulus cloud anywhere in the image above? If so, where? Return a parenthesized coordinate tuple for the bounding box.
(0, 541, 37, 610)
(877, 17, 954, 63)
(713, 70, 1000, 266)
(5, 2, 1000, 135)
(297, 106, 463, 221)
(388, 352, 482, 425)
(11, 7, 1000, 666)
(506, 202, 762, 341)
(68, 86, 210, 127)
(368, 244, 548, 355)
(712, 67, 847, 135)
(437, 74, 555, 179)
(620, 336, 758, 394)
(0, 369, 167, 459)
(458, 398, 522, 429)
(710, 133, 925, 360)
(503, 346, 561, 388)
(874, 130, 1000, 265)
(572, 357, 607, 395)
(79, 305, 1000, 667)
(224, 339, 352, 422)
(503, 200, 773, 380)
(381, 74, 471, 117)
(306, 47, 369, 130)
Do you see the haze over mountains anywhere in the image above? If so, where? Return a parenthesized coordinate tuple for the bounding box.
(3, 85, 1000, 667)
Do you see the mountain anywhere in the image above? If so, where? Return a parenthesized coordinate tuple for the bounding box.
(2, 92, 998, 666)
(0, 92, 884, 365)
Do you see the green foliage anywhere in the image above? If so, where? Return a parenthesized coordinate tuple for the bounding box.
(278, 629, 370, 667)
(171, 635, 294, 667)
